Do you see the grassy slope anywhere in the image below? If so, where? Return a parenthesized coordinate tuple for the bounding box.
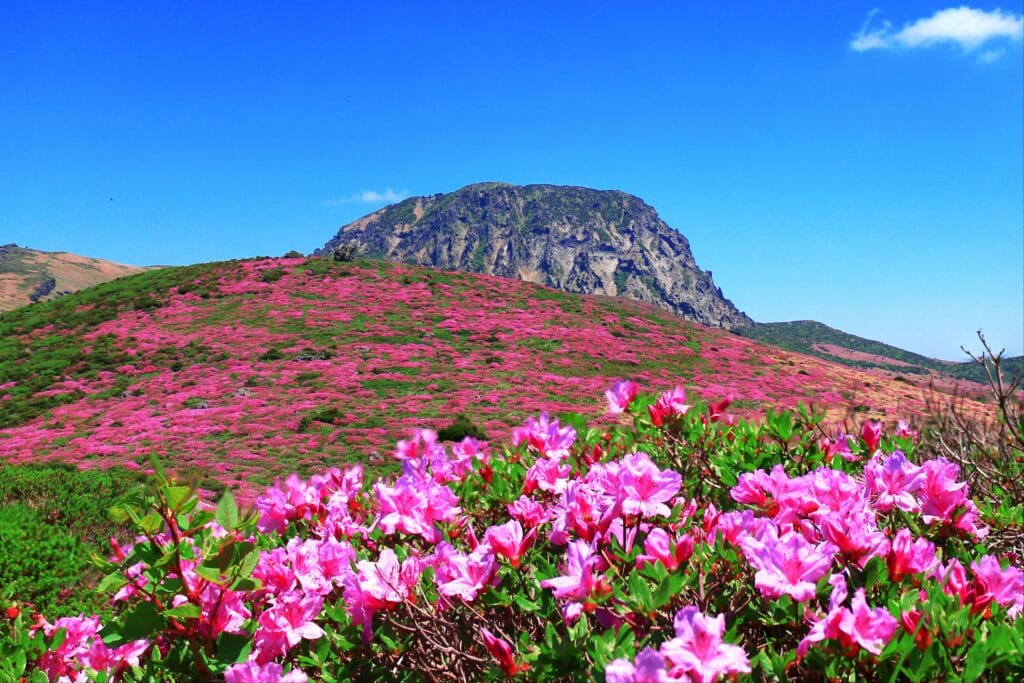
(0, 245, 145, 311)
(0, 257, 988, 497)
(738, 320, 1022, 385)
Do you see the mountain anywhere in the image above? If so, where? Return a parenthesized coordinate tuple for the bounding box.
(316, 182, 751, 329)
(737, 320, 1023, 387)
(0, 256, 986, 499)
(0, 244, 146, 312)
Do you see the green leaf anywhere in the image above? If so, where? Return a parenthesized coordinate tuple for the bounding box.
(963, 640, 988, 682)
(216, 632, 252, 663)
(108, 504, 132, 523)
(235, 543, 259, 578)
(138, 512, 164, 535)
(513, 594, 541, 611)
(164, 604, 201, 620)
(231, 576, 262, 591)
(96, 572, 129, 594)
(102, 602, 164, 646)
(215, 489, 239, 531)
(195, 563, 226, 583)
(164, 485, 192, 511)
(863, 555, 886, 591)
(49, 628, 67, 651)
(9, 649, 26, 676)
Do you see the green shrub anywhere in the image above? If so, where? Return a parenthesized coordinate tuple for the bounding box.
(0, 506, 102, 617)
(259, 348, 284, 361)
(261, 268, 286, 283)
(437, 413, 487, 442)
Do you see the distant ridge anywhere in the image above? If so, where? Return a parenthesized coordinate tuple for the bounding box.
(0, 244, 146, 312)
(737, 320, 1023, 386)
(317, 182, 751, 329)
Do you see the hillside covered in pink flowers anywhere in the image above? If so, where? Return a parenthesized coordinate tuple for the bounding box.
(0, 257, 986, 496)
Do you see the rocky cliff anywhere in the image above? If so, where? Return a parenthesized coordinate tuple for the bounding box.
(317, 183, 751, 329)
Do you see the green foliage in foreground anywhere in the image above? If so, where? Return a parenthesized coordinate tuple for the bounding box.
(0, 464, 143, 617)
(2, 392, 1023, 682)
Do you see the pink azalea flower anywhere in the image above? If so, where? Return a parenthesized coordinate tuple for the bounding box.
(508, 495, 549, 526)
(286, 537, 331, 595)
(819, 433, 856, 463)
(484, 520, 538, 568)
(864, 451, 926, 513)
(343, 548, 422, 642)
(932, 558, 971, 602)
(659, 607, 751, 683)
(481, 628, 526, 677)
(558, 479, 620, 543)
(512, 412, 576, 460)
(253, 547, 297, 594)
(741, 524, 836, 602)
(255, 485, 295, 534)
(971, 555, 1024, 617)
(225, 661, 308, 683)
(799, 585, 897, 657)
(648, 387, 691, 427)
(201, 585, 252, 635)
(374, 477, 436, 541)
(605, 380, 639, 415)
(620, 452, 682, 519)
(435, 546, 498, 601)
(524, 457, 572, 495)
(729, 465, 792, 513)
(860, 421, 882, 454)
(540, 540, 602, 602)
(710, 509, 767, 546)
(253, 592, 325, 662)
(918, 459, 988, 538)
(818, 502, 889, 569)
(887, 529, 937, 581)
(637, 527, 695, 572)
(605, 647, 668, 682)
(895, 420, 918, 440)
(317, 536, 357, 585)
(449, 436, 491, 480)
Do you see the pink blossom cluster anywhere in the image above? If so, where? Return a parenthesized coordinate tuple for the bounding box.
(0, 257, 974, 496)
(606, 607, 751, 683)
(23, 385, 1024, 681)
(33, 615, 148, 682)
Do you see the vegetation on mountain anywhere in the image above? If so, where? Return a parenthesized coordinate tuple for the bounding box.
(739, 320, 1023, 385)
(0, 256, 983, 501)
(0, 252, 1020, 681)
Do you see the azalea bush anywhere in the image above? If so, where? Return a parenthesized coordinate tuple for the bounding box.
(7, 385, 1024, 682)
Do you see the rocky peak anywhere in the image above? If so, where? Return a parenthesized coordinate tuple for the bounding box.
(317, 183, 751, 329)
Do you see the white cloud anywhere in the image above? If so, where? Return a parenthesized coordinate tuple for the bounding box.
(323, 188, 409, 206)
(978, 47, 1007, 62)
(851, 6, 1023, 58)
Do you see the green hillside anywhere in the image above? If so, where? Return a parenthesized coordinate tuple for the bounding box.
(738, 320, 1022, 384)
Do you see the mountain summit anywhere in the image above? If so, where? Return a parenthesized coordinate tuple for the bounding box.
(317, 182, 751, 329)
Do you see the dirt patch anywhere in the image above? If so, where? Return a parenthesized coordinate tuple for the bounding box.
(811, 343, 915, 368)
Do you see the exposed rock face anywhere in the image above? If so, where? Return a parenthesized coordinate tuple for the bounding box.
(317, 182, 751, 329)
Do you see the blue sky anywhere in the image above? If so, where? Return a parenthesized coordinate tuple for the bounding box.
(1, 2, 1021, 360)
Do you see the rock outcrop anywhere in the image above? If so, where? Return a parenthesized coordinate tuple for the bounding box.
(317, 182, 751, 329)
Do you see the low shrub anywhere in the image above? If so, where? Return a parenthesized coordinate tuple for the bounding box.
(437, 413, 487, 442)
(7, 386, 1024, 682)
